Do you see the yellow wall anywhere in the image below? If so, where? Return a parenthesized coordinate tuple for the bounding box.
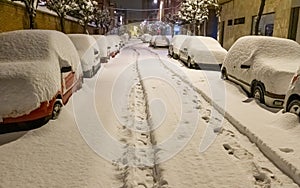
(219, 0, 293, 49)
(0, 0, 93, 34)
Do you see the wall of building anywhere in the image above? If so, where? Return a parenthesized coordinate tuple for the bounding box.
(219, 0, 293, 49)
(0, 0, 93, 34)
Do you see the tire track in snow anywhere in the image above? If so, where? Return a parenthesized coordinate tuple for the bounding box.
(113, 47, 167, 188)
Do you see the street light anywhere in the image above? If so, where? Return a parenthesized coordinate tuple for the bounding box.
(159, 0, 164, 21)
(154, 0, 157, 4)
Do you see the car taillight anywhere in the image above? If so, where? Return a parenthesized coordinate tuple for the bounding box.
(291, 74, 299, 85)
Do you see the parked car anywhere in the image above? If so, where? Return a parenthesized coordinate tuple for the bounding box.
(284, 67, 300, 115)
(179, 36, 227, 70)
(0, 30, 83, 124)
(169, 35, 189, 59)
(141, 34, 152, 43)
(152, 35, 170, 48)
(221, 36, 300, 108)
(149, 35, 158, 47)
(68, 34, 101, 78)
(106, 35, 121, 58)
(92, 35, 108, 63)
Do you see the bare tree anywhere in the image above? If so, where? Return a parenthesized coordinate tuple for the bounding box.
(254, 0, 266, 35)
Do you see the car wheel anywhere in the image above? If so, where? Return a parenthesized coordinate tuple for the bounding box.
(221, 68, 228, 80)
(287, 99, 300, 116)
(253, 84, 265, 103)
(52, 100, 62, 120)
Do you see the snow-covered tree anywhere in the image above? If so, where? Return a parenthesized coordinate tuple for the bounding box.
(70, 0, 98, 34)
(12, 0, 39, 29)
(178, 0, 219, 35)
(93, 8, 111, 34)
(46, 0, 77, 33)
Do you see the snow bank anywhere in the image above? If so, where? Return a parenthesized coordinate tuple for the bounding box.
(68, 34, 100, 72)
(0, 30, 81, 118)
(223, 36, 300, 94)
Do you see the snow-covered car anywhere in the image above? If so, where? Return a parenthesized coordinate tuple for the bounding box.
(106, 35, 121, 58)
(141, 34, 152, 43)
(92, 35, 108, 63)
(120, 33, 129, 43)
(149, 35, 158, 47)
(68, 34, 101, 78)
(169, 35, 189, 59)
(179, 36, 227, 70)
(221, 36, 300, 108)
(284, 67, 300, 115)
(151, 35, 170, 48)
(0, 30, 83, 124)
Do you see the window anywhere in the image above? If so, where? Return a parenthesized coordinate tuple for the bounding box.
(228, 19, 233, 26)
(251, 13, 275, 36)
(234, 17, 245, 25)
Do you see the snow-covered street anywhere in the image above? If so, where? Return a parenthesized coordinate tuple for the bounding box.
(0, 40, 299, 187)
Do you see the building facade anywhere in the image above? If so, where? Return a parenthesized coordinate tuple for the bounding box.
(219, 0, 300, 49)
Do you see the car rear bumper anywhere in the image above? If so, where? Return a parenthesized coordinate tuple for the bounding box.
(0, 97, 56, 124)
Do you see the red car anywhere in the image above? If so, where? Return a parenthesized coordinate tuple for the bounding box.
(0, 30, 83, 124)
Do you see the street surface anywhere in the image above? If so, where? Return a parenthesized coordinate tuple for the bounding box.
(0, 40, 298, 188)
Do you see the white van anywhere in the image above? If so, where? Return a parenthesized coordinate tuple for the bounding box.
(68, 34, 101, 78)
(92, 35, 108, 63)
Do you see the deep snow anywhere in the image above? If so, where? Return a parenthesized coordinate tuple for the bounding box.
(0, 40, 298, 187)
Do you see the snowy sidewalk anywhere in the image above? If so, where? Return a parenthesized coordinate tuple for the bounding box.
(158, 51, 300, 186)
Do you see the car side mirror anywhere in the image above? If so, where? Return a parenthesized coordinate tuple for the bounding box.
(94, 49, 99, 55)
(240, 64, 251, 69)
(61, 66, 72, 73)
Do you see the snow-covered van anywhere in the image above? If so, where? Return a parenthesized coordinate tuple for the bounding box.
(0, 30, 83, 124)
(92, 35, 108, 63)
(221, 36, 300, 108)
(179, 36, 227, 70)
(68, 34, 101, 78)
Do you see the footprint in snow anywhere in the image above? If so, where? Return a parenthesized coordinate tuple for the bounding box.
(279, 147, 294, 153)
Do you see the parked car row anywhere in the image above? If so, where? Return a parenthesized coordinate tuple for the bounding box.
(168, 34, 300, 116)
(0, 30, 127, 125)
(221, 36, 300, 115)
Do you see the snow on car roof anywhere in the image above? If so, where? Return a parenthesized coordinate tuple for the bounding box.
(92, 35, 108, 57)
(225, 36, 300, 72)
(0, 30, 80, 118)
(68, 34, 98, 51)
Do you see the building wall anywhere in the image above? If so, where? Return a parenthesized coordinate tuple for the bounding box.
(0, 0, 91, 34)
(219, 0, 294, 49)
